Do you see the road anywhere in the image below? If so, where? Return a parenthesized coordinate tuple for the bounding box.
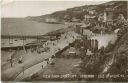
(2, 31, 79, 81)
(15, 60, 47, 81)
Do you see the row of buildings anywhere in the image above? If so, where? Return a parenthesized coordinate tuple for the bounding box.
(77, 8, 114, 24)
(44, 7, 120, 26)
(70, 7, 127, 25)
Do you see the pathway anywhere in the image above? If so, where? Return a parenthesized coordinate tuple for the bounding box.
(2, 31, 79, 81)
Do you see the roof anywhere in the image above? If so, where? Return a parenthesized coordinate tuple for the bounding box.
(85, 15, 96, 19)
(81, 24, 88, 28)
(86, 49, 93, 55)
(105, 8, 113, 12)
(68, 47, 76, 53)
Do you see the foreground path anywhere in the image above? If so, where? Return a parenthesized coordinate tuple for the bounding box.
(15, 60, 47, 81)
(23, 58, 81, 81)
(2, 31, 79, 81)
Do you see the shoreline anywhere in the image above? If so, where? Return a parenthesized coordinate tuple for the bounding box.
(1, 23, 69, 49)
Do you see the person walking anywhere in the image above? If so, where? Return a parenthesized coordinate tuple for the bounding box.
(8, 52, 14, 67)
(42, 65, 43, 69)
(18, 56, 23, 64)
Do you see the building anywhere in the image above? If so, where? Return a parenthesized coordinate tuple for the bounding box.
(71, 17, 81, 23)
(84, 14, 96, 25)
(117, 14, 126, 21)
(88, 10, 96, 15)
(84, 14, 96, 21)
(45, 18, 61, 24)
(45, 18, 57, 22)
(61, 47, 80, 57)
(103, 8, 113, 23)
(83, 29, 93, 36)
(98, 13, 104, 22)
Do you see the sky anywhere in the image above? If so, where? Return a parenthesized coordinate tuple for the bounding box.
(1, 1, 110, 17)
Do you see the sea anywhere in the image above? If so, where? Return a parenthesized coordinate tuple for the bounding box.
(1, 18, 68, 48)
(1, 18, 67, 36)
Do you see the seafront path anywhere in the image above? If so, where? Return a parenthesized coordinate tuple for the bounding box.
(2, 31, 79, 81)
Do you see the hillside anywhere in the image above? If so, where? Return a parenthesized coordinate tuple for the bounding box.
(25, 1, 128, 81)
(27, 1, 128, 22)
(79, 15, 128, 82)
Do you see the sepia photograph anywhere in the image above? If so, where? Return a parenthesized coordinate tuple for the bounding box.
(1, 0, 128, 82)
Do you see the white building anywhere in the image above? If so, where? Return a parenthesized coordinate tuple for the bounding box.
(103, 8, 113, 23)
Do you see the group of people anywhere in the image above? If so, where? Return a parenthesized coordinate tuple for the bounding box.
(8, 50, 23, 68)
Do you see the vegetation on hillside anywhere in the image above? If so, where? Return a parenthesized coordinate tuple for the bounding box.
(27, 1, 128, 81)
(79, 15, 128, 82)
(28, 1, 127, 23)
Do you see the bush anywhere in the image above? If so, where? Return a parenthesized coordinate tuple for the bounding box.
(31, 73, 39, 79)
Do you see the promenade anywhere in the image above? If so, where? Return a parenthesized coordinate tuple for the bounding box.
(2, 31, 79, 81)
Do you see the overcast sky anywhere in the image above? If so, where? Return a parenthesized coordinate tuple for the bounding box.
(1, 1, 110, 17)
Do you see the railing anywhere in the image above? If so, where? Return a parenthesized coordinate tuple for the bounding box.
(1, 35, 48, 39)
